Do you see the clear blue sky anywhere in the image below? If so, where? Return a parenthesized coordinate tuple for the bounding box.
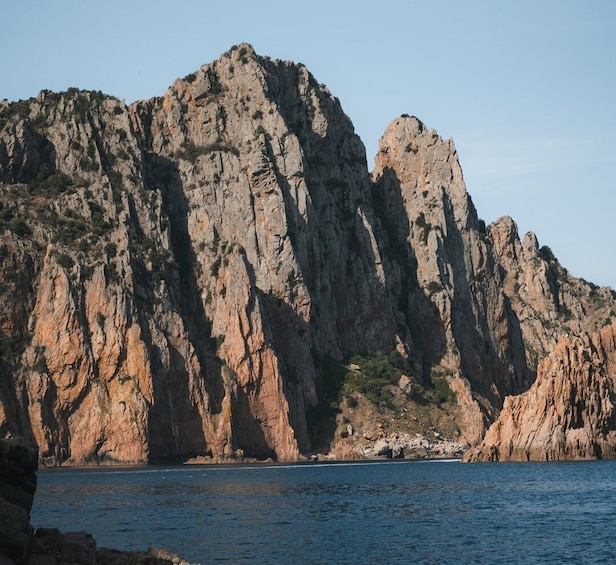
(2, 0, 615, 288)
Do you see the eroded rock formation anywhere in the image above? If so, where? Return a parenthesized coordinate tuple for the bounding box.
(0, 44, 615, 464)
(489, 215, 615, 369)
(464, 323, 616, 461)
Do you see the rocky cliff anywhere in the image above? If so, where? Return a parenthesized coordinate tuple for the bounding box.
(464, 323, 616, 461)
(489, 215, 615, 369)
(0, 44, 615, 464)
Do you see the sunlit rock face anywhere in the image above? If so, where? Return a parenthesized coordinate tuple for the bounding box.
(0, 44, 615, 464)
(465, 323, 616, 462)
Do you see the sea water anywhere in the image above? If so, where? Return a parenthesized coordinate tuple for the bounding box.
(31, 459, 616, 564)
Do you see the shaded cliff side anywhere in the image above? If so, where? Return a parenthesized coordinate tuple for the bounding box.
(0, 44, 615, 464)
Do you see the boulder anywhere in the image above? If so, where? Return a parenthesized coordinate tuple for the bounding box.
(373, 439, 392, 458)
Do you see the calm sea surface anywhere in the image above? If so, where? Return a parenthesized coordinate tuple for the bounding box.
(32, 459, 616, 564)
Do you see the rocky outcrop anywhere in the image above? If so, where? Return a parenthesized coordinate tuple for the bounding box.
(464, 323, 616, 461)
(372, 117, 532, 439)
(26, 528, 191, 565)
(489, 215, 616, 369)
(360, 433, 468, 460)
(0, 438, 37, 562)
(0, 44, 615, 464)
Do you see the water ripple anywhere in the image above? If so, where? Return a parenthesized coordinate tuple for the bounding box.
(32, 460, 616, 564)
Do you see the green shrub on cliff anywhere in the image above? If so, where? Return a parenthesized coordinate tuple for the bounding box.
(175, 141, 240, 163)
(28, 166, 74, 197)
(55, 253, 74, 269)
(343, 352, 404, 410)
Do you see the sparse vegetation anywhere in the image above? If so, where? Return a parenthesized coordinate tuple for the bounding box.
(28, 166, 75, 197)
(55, 253, 75, 269)
(104, 242, 117, 258)
(210, 256, 222, 277)
(425, 368, 456, 405)
(32, 113, 49, 129)
(7, 218, 31, 237)
(307, 351, 410, 448)
(415, 212, 432, 243)
(538, 245, 556, 264)
(342, 351, 409, 410)
(0, 99, 33, 130)
(79, 157, 99, 172)
(204, 69, 225, 99)
(560, 305, 574, 322)
(51, 209, 89, 244)
(427, 281, 443, 296)
(175, 140, 240, 163)
(89, 202, 113, 237)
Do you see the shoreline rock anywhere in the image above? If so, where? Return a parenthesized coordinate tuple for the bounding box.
(464, 324, 616, 462)
(358, 434, 468, 461)
(0, 438, 194, 564)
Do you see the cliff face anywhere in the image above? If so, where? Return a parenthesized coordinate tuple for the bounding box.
(465, 323, 616, 462)
(0, 45, 407, 464)
(460, 218, 616, 461)
(372, 118, 532, 441)
(0, 44, 615, 464)
(489, 216, 615, 369)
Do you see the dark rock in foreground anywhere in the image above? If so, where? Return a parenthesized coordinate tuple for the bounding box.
(0, 438, 193, 564)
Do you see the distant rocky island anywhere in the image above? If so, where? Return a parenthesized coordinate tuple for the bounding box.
(1, 43, 616, 468)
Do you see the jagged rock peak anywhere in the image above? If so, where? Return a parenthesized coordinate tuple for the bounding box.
(464, 323, 616, 462)
(0, 43, 392, 465)
(488, 216, 540, 257)
(522, 230, 540, 253)
(375, 115, 453, 176)
(488, 216, 520, 262)
(373, 113, 479, 232)
(489, 215, 518, 240)
(131, 42, 365, 170)
(487, 205, 616, 375)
